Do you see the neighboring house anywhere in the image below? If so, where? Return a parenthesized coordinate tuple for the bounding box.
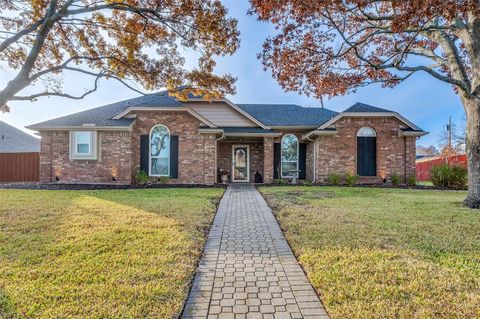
(27, 90, 427, 185)
(0, 120, 40, 153)
(0, 120, 40, 182)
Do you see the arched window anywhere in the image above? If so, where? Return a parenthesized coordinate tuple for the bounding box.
(281, 134, 299, 178)
(357, 127, 376, 176)
(149, 125, 170, 176)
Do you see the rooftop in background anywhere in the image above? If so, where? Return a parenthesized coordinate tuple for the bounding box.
(0, 121, 40, 153)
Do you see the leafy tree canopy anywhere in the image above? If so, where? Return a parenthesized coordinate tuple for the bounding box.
(0, 0, 240, 111)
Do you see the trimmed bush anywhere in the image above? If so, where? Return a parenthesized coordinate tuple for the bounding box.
(407, 175, 417, 187)
(390, 172, 401, 186)
(344, 172, 358, 186)
(274, 178, 288, 185)
(328, 173, 341, 185)
(136, 169, 149, 184)
(430, 164, 467, 189)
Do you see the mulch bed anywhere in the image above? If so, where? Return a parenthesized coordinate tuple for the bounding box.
(0, 182, 227, 190)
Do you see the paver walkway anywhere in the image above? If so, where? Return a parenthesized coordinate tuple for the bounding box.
(181, 184, 328, 319)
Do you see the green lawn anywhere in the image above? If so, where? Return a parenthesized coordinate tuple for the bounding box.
(259, 186, 480, 319)
(0, 188, 224, 319)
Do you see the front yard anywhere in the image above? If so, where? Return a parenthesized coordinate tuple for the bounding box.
(0, 188, 224, 318)
(259, 186, 480, 319)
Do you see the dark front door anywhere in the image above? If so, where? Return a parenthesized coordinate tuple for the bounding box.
(357, 137, 376, 176)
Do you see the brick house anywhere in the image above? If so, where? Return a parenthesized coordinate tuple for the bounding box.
(27, 90, 427, 185)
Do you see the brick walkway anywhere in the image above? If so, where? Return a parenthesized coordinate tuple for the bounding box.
(181, 184, 328, 319)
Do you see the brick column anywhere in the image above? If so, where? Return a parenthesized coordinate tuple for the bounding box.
(263, 137, 274, 184)
(405, 136, 416, 181)
(203, 133, 217, 185)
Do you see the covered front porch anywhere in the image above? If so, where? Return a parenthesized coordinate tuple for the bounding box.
(206, 127, 311, 184)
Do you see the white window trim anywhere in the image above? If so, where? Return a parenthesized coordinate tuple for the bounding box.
(69, 131, 97, 160)
(281, 134, 299, 178)
(357, 126, 377, 137)
(149, 124, 171, 177)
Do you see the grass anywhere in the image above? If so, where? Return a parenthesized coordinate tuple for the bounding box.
(0, 188, 224, 319)
(259, 186, 480, 319)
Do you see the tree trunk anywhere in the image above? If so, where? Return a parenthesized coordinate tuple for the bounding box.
(462, 96, 480, 208)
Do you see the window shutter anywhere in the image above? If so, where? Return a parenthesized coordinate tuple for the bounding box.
(299, 143, 307, 179)
(170, 135, 179, 178)
(273, 143, 281, 179)
(140, 135, 149, 174)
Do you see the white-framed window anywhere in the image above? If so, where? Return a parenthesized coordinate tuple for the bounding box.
(357, 126, 377, 137)
(149, 124, 170, 176)
(70, 131, 97, 160)
(281, 134, 299, 178)
(75, 131, 92, 155)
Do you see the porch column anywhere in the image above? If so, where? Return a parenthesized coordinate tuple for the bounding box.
(263, 137, 274, 184)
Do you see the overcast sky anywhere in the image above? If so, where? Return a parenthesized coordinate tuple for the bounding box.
(0, 0, 466, 147)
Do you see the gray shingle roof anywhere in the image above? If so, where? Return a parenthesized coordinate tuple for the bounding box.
(343, 102, 394, 113)
(236, 104, 338, 127)
(27, 91, 184, 129)
(0, 121, 40, 153)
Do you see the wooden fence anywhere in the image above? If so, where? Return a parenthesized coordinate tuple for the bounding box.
(416, 154, 467, 181)
(0, 152, 40, 182)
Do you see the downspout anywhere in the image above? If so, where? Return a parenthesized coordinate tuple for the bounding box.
(306, 135, 317, 184)
(214, 131, 225, 183)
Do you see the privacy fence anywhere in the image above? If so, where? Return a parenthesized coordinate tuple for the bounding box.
(416, 154, 467, 181)
(0, 152, 40, 182)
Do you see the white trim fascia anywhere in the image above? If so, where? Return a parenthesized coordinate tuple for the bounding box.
(302, 130, 338, 140)
(186, 97, 270, 129)
(111, 106, 217, 128)
(198, 128, 224, 134)
(224, 132, 282, 137)
(317, 112, 423, 131)
(231, 144, 250, 182)
(399, 130, 429, 137)
(27, 125, 133, 131)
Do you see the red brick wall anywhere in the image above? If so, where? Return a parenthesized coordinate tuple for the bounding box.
(131, 111, 216, 185)
(263, 137, 274, 183)
(217, 140, 263, 183)
(39, 131, 132, 183)
(315, 117, 416, 183)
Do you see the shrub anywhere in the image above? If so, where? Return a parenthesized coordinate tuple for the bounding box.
(274, 178, 288, 185)
(303, 180, 313, 186)
(430, 164, 467, 189)
(344, 172, 358, 186)
(390, 172, 401, 186)
(328, 173, 341, 185)
(136, 169, 149, 184)
(407, 175, 417, 187)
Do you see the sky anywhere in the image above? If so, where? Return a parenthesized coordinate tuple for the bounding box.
(0, 0, 466, 147)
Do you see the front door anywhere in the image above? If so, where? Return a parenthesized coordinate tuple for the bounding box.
(232, 145, 250, 182)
